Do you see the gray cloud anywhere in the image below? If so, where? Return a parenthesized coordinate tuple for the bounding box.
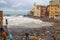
(0, 0, 50, 14)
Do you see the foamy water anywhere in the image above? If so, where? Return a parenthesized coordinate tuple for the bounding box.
(3, 16, 53, 28)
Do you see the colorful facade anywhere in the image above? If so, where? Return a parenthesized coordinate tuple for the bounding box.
(47, 0, 60, 19)
(32, 2, 40, 17)
(32, 2, 46, 18)
(47, 5, 59, 18)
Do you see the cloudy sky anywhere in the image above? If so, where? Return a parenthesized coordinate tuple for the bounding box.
(0, 0, 50, 15)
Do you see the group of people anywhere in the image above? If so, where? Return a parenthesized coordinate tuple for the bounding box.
(0, 19, 8, 40)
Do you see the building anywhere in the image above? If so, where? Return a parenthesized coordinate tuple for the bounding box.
(31, 2, 46, 18)
(47, 0, 60, 19)
(47, 5, 59, 19)
(0, 11, 3, 26)
(32, 2, 40, 17)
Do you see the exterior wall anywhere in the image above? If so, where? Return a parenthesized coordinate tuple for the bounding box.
(33, 6, 40, 17)
(47, 5, 59, 18)
(49, 0, 59, 18)
(40, 6, 46, 18)
(32, 5, 46, 18)
(0, 11, 3, 26)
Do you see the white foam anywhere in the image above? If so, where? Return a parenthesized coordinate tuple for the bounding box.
(3, 15, 53, 28)
(3, 16, 42, 25)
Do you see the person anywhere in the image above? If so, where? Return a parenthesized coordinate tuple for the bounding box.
(2, 32, 7, 40)
(52, 36, 56, 40)
(39, 38, 42, 40)
(6, 19, 8, 25)
(0, 26, 3, 38)
(0, 26, 7, 40)
(25, 33, 29, 40)
(7, 33, 15, 40)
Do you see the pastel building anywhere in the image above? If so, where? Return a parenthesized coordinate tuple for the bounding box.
(31, 2, 46, 18)
(47, 0, 60, 19)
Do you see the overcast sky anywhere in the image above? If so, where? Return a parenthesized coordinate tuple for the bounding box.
(0, 0, 50, 15)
